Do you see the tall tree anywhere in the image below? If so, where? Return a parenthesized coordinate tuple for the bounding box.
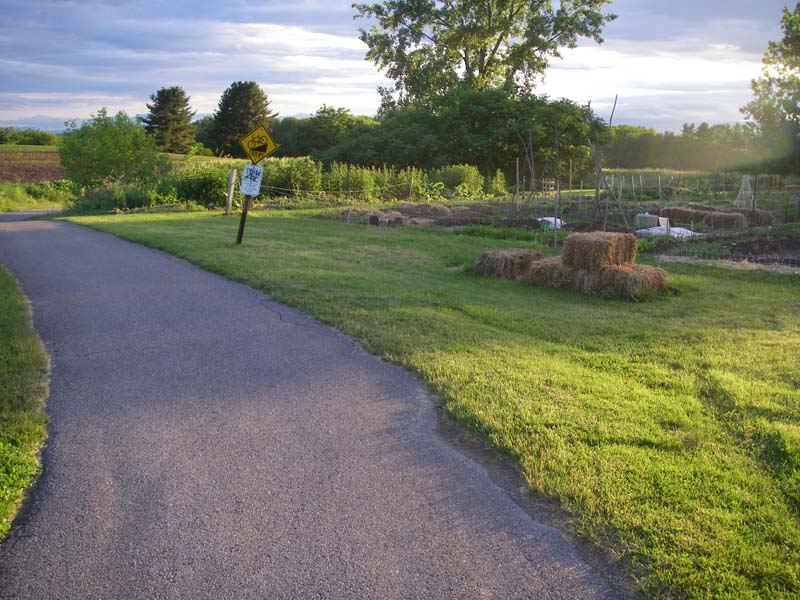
(211, 81, 277, 157)
(354, 0, 615, 106)
(742, 2, 800, 172)
(142, 86, 196, 153)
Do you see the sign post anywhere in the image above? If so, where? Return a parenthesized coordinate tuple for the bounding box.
(236, 125, 278, 244)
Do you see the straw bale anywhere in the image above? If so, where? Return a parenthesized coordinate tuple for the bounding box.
(686, 203, 717, 212)
(728, 208, 776, 227)
(660, 207, 710, 223)
(395, 202, 418, 214)
(520, 257, 575, 288)
(472, 249, 544, 279)
(428, 204, 452, 215)
(576, 265, 669, 298)
(702, 212, 746, 230)
(562, 233, 638, 272)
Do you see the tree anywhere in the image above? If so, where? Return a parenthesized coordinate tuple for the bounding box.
(142, 86, 196, 153)
(354, 0, 615, 105)
(211, 81, 277, 157)
(193, 115, 217, 151)
(742, 2, 800, 172)
(58, 109, 170, 187)
(0, 127, 59, 145)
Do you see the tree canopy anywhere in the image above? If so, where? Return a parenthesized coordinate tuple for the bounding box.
(742, 2, 800, 172)
(272, 105, 378, 159)
(354, 0, 615, 106)
(210, 81, 277, 157)
(59, 109, 170, 187)
(142, 86, 196, 153)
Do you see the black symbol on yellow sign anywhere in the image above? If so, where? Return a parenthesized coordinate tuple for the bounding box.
(239, 126, 278, 164)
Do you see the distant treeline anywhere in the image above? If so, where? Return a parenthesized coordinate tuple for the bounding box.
(265, 93, 794, 180)
(0, 127, 59, 146)
(269, 89, 597, 182)
(604, 123, 790, 173)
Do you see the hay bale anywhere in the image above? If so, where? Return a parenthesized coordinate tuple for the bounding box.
(660, 207, 710, 223)
(686, 202, 717, 212)
(393, 203, 412, 214)
(562, 233, 638, 272)
(523, 258, 668, 299)
(428, 204, 452, 215)
(472, 249, 544, 279)
(576, 265, 669, 298)
(702, 212, 747, 230)
(728, 208, 776, 227)
(520, 257, 575, 288)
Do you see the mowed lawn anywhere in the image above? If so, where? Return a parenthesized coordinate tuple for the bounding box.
(0, 266, 49, 538)
(68, 211, 800, 599)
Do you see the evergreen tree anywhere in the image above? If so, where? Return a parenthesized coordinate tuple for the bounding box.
(142, 86, 196, 153)
(211, 81, 277, 157)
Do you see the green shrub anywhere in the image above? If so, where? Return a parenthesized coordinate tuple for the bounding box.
(430, 164, 483, 198)
(391, 167, 429, 201)
(59, 108, 171, 187)
(323, 162, 377, 201)
(486, 169, 507, 195)
(169, 165, 229, 206)
(78, 182, 179, 211)
(262, 157, 322, 196)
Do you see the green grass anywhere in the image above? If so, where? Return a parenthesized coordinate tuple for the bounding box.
(0, 182, 75, 213)
(0, 266, 49, 538)
(65, 210, 800, 599)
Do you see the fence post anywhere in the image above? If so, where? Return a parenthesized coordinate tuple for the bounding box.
(225, 168, 236, 216)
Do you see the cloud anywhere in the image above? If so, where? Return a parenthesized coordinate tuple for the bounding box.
(0, 0, 789, 131)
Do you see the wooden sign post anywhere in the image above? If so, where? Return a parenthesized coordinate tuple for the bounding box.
(235, 126, 278, 244)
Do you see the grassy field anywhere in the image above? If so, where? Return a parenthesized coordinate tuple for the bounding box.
(0, 266, 49, 539)
(63, 210, 800, 599)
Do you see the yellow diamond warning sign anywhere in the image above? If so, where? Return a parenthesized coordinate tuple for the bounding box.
(239, 126, 278, 164)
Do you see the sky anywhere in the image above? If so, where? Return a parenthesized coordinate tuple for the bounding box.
(0, 0, 791, 133)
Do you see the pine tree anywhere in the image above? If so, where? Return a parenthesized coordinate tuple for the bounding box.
(211, 81, 277, 157)
(142, 86, 196, 153)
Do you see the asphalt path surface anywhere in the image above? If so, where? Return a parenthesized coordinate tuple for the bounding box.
(0, 213, 622, 599)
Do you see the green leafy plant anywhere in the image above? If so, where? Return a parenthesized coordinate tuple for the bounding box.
(58, 108, 171, 187)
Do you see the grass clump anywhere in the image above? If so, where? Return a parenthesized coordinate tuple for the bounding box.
(0, 267, 49, 538)
(64, 211, 800, 599)
(0, 181, 78, 213)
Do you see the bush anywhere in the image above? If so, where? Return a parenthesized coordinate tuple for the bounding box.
(58, 108, 171, 187)
(78, 182, 179, 211)
(323, 162, 377, 201)
(169, 165, 230, 206)
(262, 157, 322, 196)
(486, 169, 507, 196)
(391, 167, 429, 201)
(430, 164, 483, 198)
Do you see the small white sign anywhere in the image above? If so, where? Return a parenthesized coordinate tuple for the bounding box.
(240, 165, 263, 196)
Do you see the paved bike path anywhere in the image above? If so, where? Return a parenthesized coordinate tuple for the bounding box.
(0, 215, 621, 599)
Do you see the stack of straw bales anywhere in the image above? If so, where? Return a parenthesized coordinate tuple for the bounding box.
(660, 207, 710, 223)
(702, 212, 746, 230)
(661, 205, 775, 230)
(472, 249, 545, 279)
(729, 208, 776, 227)
(523, 233, 668, 299)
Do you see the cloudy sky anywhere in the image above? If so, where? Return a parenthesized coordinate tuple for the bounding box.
(0, 0, 790, 132)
